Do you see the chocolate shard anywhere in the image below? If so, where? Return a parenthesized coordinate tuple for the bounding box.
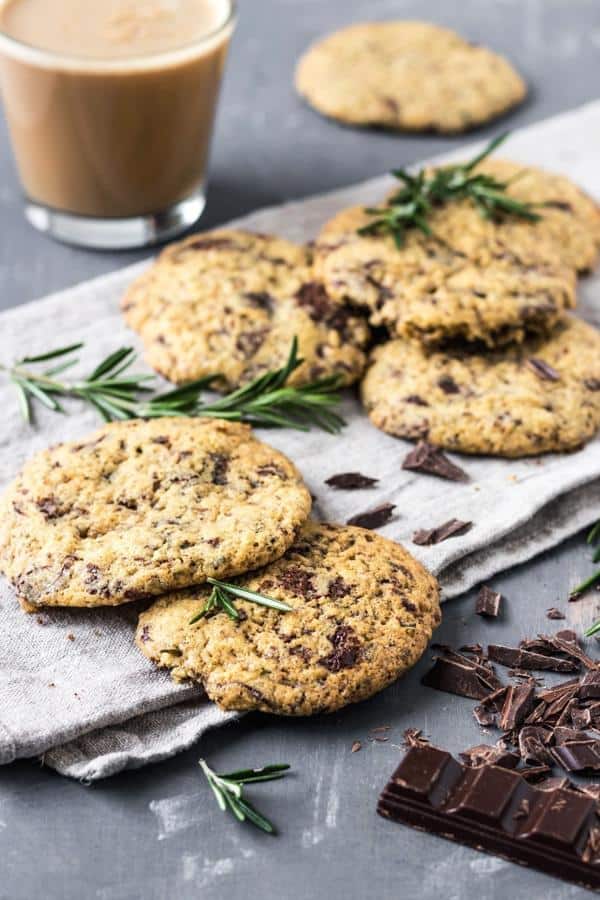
(459, 744, 520, 768)
(551, 740, 600, 773)
(475, 585, 503, 618)
(473, 705, 497, 727)
(555, 629, 578, 643)
(571, 706, 592, 729)
(347, 503, 395, 530)
(325, 472, 379, 490)
(554, 727, 592, 746)
(518, 725, 553, 764)
(402, 441, 469, 483)
(546, 607, 566, 620)
(378, 744, 600, 891)
(402, 728, 429, 749)
(499, 683, 536, 730)
(527, 357, 561, 381)
(579, 671, 600, 700)
(413, 518, 473, 546)
(422, 653, 502, 701)
(519, 763, 553, 782)
(488, 643, 580, 673)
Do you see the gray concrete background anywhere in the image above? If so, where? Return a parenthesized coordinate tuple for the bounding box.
(1, 1, 600, 898)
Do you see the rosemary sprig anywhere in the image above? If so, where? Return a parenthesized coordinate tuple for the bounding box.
(2, 338, 345, 433)
(358, 133, 541, 248)
(199, 759, 290, 834)
(189, 577, 293, 624)
(0, 344, 155, 424)
(574, 520, 600, 636)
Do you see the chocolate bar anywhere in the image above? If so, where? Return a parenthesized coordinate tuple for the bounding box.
(378, 744, 600, 890)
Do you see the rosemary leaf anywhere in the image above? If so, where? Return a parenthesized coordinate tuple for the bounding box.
(360, 133, 542, 247)
(207, 578, 294, 612)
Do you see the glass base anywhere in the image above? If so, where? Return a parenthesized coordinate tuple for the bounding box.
(24, 191, 206, 250)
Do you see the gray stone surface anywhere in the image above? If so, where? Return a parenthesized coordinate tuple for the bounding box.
(1, 1, 600, 898)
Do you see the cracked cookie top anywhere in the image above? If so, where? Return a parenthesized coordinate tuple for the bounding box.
(361, 316, 600, 457)
(122, 230, 369, 390)
(136, 522, 441, 715)
(0, 418, 312, 608)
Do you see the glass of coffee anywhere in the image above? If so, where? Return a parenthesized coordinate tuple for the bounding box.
(0, 0, 235, 248)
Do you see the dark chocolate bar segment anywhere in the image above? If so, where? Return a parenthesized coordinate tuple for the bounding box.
(378, 744, 600, 891)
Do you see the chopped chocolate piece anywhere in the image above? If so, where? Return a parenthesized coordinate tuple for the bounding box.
(556, 698, 579, 728)
(572, 706, 592, 729)
(422, 654, 501, 701)
(518, 763, 553, 782)
(527, 357, 561, 381)
(347, 503, 395, 530)
(551, 740, 600, 772)
(402, 728, 429, 748)
(319, 625, 362, 672)
(538, 678, 581, 704)
(518, 726, 553, 764)
(473, 705, 497, 726)
(546, 607, 566, 620)
(555, 629, 578, 643)
(413, 518, 473, 546)
(577, 783, 600, 801)
(378, 744, 600, 891)
(554, 637, 597, 671)
(402, 441, 468, 483)
(459, 744, 519, 768)
(579, 672, 600, 699)
(325, 472, 379, 490)
(554, 727, 591, 746)
(499, 683, 536, 730)
(475, 586, 503, 618)
(537, 776, 571, 791)
(405, 394, 429, 407)
(488, 643, 579, 673)
(437, 375, 460, 394)
(524, 700, 547, 725)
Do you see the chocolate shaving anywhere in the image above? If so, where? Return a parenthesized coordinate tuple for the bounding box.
(488, 643, 580, 673)
(546, 607, 566, 620)
(499, 683, 536, 730)
(347, 503, 395, 530)
(551, 740, 600, 773)
(325, 472, 378, 490)
(475, 586, 503, 618)
(402, 441, 468, 483)
(527, 357, 561, 381)
(413, 518, 472, 546)
(422, 650, 502, 700)
(459, 744, 519, 768)
(579, 671, 600, 700)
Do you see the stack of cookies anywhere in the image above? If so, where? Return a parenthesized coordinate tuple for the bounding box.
(0, 417, 441, 715)
(314, 159, 600, 457)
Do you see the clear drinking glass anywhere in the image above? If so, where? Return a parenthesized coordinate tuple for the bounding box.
(0, 1, 235, 249)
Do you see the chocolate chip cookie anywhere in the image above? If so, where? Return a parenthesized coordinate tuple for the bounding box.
(122, 230, 369, 390)
(295, 21, 526, 133)
(477, 159, 600, 273)
(0, 418, 312, 608)
(314, 191, 577, 348)
(361, 317, 600, 457)
(136, 522, 441, 715)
